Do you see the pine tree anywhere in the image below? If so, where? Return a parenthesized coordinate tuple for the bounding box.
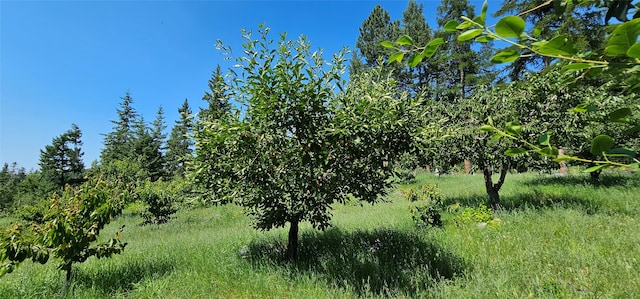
(200, 65, 230, 121)
(39, 124, 85, 188)
(166, 99, 194, 178)
(353, 5, 403, 76)
(433, 0, 490, 102)
(400, 0, 434, 94)
(101, 92, 138, 164)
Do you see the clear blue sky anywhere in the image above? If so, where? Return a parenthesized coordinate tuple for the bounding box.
(1, 0, 490, 171)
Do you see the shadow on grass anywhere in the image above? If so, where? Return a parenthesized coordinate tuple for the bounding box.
(247, 227, 466, 297)
(72, 258, 175, 295)
(522, 173, 640, 188)
(445, 190, 602, 214)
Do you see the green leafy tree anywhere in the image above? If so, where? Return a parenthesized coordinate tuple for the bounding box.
(0, 178, 128, 296)
(166, 99, 194, 178)
(193, 26, 424, 259)
(39, 124, 85, 189)
(101, 92, 138, 164)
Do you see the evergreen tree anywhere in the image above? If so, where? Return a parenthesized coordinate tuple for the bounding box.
(353, 5, 403, 76)
(494, 0, 607, 81)
(433, 0, 493, 102)
(166, 99, 194, 178)
(101, 92, 138, 164)
(400, 0, 434, 94)
(132, 114, 165, 182)
(39, 124, 85, 188)
(200, 65, 230, 121)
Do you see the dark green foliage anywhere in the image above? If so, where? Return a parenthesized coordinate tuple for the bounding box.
(38, 124, 85, 189)
(0, 163, 26, 212)
(200, 65, 231, 121)
(353, 5, 403, 76)
(432, 0, 494, 102)
(166, 99, 194, 178)
(101, 92, 138, 164)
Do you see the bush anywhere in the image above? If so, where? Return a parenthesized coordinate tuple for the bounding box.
(405, 184, 443, 228)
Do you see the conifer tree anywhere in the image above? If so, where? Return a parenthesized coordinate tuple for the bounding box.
(101, 92, 138, 164)
(166, 99, 194, 178)
(39, 124, 85, 188)
(200, 65, 230, 121)
(353, 5, 403, 76)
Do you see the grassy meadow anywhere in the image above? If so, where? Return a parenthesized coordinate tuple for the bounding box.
(1, 171, 639, 298)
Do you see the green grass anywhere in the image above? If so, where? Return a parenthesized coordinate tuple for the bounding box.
(1, 171, 639, 298)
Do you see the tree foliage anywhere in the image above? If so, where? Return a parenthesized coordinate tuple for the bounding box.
(193, 26, 425, 259)
(39, 124, 85, 189)
(0, 177, 128, 295)
(166, 99, 194, 178)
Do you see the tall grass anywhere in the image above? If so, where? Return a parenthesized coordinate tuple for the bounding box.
(0, 171, 638, 298)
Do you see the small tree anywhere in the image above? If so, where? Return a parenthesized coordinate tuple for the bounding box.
(0, 177, 128, 296)
(193, 26, 425, 259)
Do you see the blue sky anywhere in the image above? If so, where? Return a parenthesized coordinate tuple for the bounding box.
(1, 0, 490, 171)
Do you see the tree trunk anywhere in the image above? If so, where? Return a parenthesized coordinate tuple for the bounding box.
(464, 160, 472, 175)
(286, 218, 299, 260)
(558, 148, 569, 175)
(61, 263, 72, 297)
(482, 164, 508, 210)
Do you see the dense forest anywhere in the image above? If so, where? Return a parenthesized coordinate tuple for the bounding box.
(1, 0, 639, 297)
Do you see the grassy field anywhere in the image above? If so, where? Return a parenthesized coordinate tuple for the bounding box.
(1, 171, 639, 298)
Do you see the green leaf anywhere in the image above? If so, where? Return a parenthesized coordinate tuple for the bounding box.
(480, 0, 488, 24)
(479, 125, 495, 132)
(380, 41, 396, 49)
(476, 35, 495, 43)
(491, 133, 505, 139)
(538, 132, 551, 146)
(590, 134, 615, 156)
(606, 147, 637, 157)
(491, 50, 520, 63)
(607, 107, 632, 122)
(487, 117, 494, 126)
(388, 52, 404, 64)
(504, 121, 522, 136)
(458, 29, 483, 42)
(605, 19, 640, 56)
(624, 124, 640, 135)
(534, 34, 576, 56)
(628, 42, 640, 58)
(426, 38, 445, 47)
(582, 164, 609, 173)
(443, 20, 459, 32)
(537, 147, 559, 157)
(569, 103, 597, 113)
(629, 163, 640, 170)
(561, 63, 593, 71)
(408, 54, 424, 68)
(505, 147, 527, 156)
(396, 35, 414, 46)
(532, 27, 542, 38)
(495, 16, 525, 39)
(419, 38, 445, 59)
(455, 21, 473, 30)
